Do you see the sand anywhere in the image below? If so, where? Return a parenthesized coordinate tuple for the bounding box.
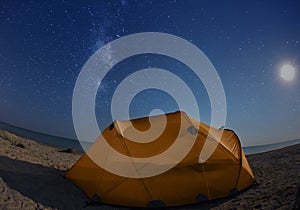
(0, 129, 299, 209)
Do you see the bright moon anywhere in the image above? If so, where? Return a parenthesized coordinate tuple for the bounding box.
(280, 64, 296, 81)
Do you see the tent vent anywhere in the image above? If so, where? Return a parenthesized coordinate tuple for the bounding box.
(196, 194, 208, 202)
(187, 126, 198, 135)
(147, 200, 166, 208)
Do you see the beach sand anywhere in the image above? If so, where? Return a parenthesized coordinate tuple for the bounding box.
(0, 129, 299, 209)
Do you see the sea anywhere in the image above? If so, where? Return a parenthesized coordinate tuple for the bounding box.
(0, 121, 299, 155)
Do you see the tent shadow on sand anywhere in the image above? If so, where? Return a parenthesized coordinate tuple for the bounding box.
(0, 156, 89, 210)
(0, 155, 239, 209)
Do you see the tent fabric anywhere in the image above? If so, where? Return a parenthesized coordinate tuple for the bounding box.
(65, 111, 254, 207)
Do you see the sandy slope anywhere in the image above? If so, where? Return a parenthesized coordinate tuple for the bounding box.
(0, 129, 299, 209)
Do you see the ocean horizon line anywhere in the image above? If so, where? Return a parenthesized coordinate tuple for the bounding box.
(0, 120, 299, 155)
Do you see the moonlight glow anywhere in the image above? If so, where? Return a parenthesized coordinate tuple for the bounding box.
(280, 64, 296, 81)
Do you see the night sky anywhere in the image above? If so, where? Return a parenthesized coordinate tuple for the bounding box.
(0, 0, 299, 146)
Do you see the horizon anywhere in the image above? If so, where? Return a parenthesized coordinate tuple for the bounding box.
(1, 118, 299, 148)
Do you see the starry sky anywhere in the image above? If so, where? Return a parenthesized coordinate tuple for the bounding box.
(0, 0, 299, 146)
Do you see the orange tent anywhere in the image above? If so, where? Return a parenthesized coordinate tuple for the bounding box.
(65, 111, 254, 207)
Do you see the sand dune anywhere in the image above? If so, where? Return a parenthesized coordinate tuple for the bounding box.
(0, 129, 299, 209)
